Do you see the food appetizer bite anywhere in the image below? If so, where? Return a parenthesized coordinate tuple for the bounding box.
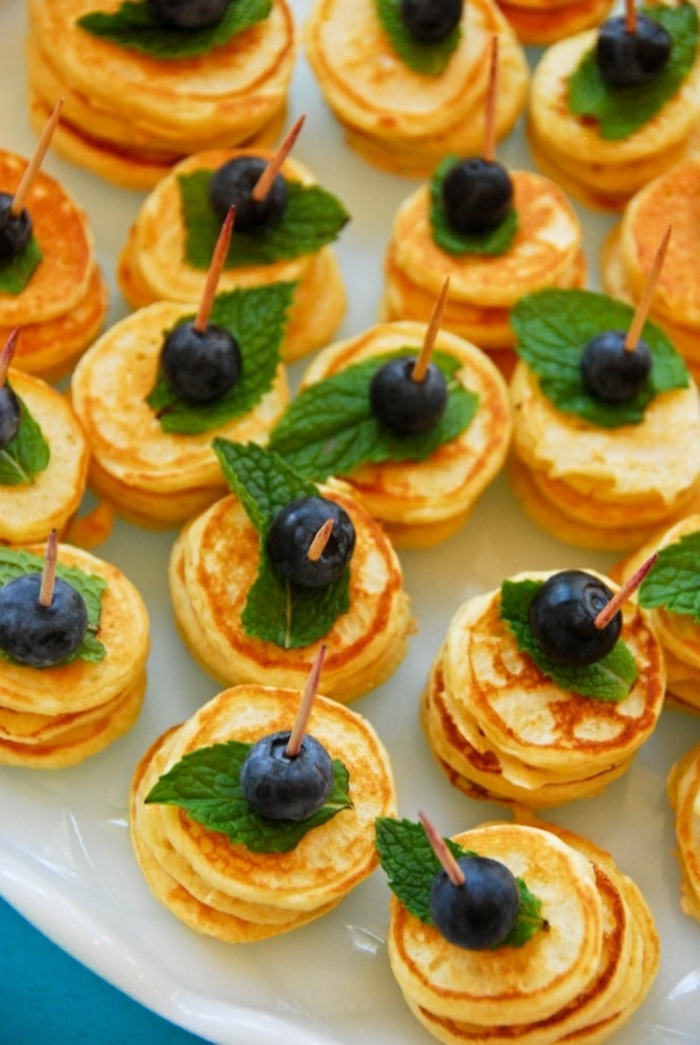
(0, 532, 149, 768)
(376, 814, 659, 1045)
(26, 0, 297, 189)
(303, 0, 528, 177)
(507, 233, 700, 551)
(169, 441, 411, 702)
(130, 651, 397, 941)
(381, 37, 585, 376)
(267, 298, 512, 547)
(421, 563, 665, 806)
(117, 117, 349, 362)
(0, 104, 108, 381)
(528, 0, 700, 209)
(494, 0, 614, 45)
(667, 741, 700, 923)
(71, 211, 292, 528)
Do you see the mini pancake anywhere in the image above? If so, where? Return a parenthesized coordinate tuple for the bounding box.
(303, 0, 528, 177)
(528, 29, 700, 210)
(667, 742, 700, 923)
(508, 360, 700, 551)
(27, 0, 296, 189)
(420, 572, 665, 806)
(495, 0, 614, 45)
(69, 300, 289, 529)
(117, 148, 347, 362)
(169, 481, 411, 703)
(0, 368, 89, 547)
(129, 683, 397, 940)
(290, 321, 512, 548)
(381, 171, 585, 354)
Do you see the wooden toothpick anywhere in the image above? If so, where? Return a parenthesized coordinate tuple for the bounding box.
(307, 519, 334, 563)
(419, 812, 465, 887)
(285, 644, 327, 757)
(412, 276, 450, 383)
(483, 35, 499, 164)
(625, 0, 637, 35)
(39, 530, 59, 608)
(252, 114, 306, 203)
(11, 99, 63, 216)
(193, 205, 235, 333)
(0, 328, 18, 386)
(594, 552, 659, 630)
(624, 226, 671, 352)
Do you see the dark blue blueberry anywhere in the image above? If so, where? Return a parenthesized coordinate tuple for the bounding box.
(399, 0, 462, 41)
(0, 385, 21, 450)
(528, 570, 622, 666)
(596, 15, 671, 87)
(369, 356, 448, 436)
(146, 0, 230, 29)
(240, 730, 334, 821)
(266, 496, 355, 589)
(440, 158, 513, 235)
(580, 330, 652, 403)
(0, 573, 88, 668)
(429, 854, 520, 950)
(160, 321, 241, 404)
(0, 193, 32, 259)
(208, 156, 288, 231)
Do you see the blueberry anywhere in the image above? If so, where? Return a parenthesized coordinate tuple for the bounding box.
(0, 385, 21, 450)
(0, 573, 88, 668)
(580, 330, 652, 403)
(596, 14, 671, 87)
(528, 570, 622, 666)
(146, 0, 230, 29)
(0, 193, 32, 259)
(440, 158, 513, 235)
(266, 496, 356, 589)
(369, 356, 448, 436)
(240, 730, 334, 821)
(160, 321, 241, 404)
(399, 0, 462, 41)
(208, 156, 288, 231)
(429, 854, 520, 950)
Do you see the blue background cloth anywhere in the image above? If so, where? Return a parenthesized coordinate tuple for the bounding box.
(0, 897, 212, 1045)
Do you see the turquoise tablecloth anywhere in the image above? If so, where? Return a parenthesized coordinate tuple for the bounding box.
(0, 897, 212, 1045)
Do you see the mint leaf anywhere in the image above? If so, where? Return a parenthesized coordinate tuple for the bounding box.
(375, 817, 545, 947)
(77, 0, 271, 58)
(374, 0, 461, 75)
(511, 288, 688, 427)
(0, 389, 50, 486)
(211, 440, 352, 648)
(179, 172, 350, 269)
(0, 237, 42, 294)
(430, 156, 518, 256)
(268, 349, 479, 481)
(639, 531, 700, 621)
(145, 739, 352, 853)
(146, 281, 295, 435)
(499, 578, 638, 702)
(567, 4, 698, 140)
(0, 547, 107, 665)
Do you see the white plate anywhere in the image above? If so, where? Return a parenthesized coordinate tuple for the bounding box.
(1, 2, 699, 1042)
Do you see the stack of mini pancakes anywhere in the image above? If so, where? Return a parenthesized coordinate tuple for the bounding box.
(494, 0, 614, 44)
(421, 571, 665, 807)
(0, 544, 149, 769)
(0, 149, 108, 382)
(303, 0, 528, 177)
(388, 821, 659, 1045)
(26, 0, 297, 189)
(602, 159, 700, 382)
(668, 743, 700, 923)
(129, 683, 397, 942)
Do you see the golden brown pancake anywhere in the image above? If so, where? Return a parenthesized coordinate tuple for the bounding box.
(69, 300, 289, 529)
(303, 0, 528, 177)
(495, 0, 614, 45)
(27, 0, 297, 188)
(129, 683, 397, 940)
(290, 321, 512, 547)
(668, 742, 700, 923)
(169, 480, 412, 703)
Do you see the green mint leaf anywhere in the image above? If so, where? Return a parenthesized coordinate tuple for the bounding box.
(211, 440, 352, 648)
(375, 817, 545, 947)
(430, 156, 519, 256)
(0, 388, 50, 486)
(145, 739, 352, 853)
(373, 0, 461, 75)
(145, 281, 295, 435)
(639, 531, 700, 621)
(0, 547, 107, 665)
(77, 0, 271, 59)
(511, 288, 688, 427)
(0, 237, 42, 295)
(567, 4, 698, 140)
(179, 172, 350, 269)
(499, 578, 638, 702)
(268, 349, 479, 481)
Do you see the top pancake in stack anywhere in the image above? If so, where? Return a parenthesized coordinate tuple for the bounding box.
(667, 741, 700, 923)
(27, 0, 297, 189)
(494, 0, 614, 45)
